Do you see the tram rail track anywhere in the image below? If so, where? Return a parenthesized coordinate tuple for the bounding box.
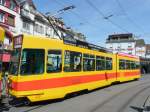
(90, 80, 150, 112)
(16, 80, 150, 112)
(117, 85, 150, 112)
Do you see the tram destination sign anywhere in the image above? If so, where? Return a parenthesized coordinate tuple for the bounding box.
(14, 35, 23, 48)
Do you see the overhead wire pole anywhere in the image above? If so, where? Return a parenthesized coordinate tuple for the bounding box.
(115, 0, 145, 33)
(45, 16, 62, 40)
(45, 5, 75, 40)
(86, 0, 129, 33)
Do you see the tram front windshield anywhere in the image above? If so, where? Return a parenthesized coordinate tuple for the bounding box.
(10, 49, 21, 75)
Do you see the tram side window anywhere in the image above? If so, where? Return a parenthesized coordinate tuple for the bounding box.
(135, 61, 140, 69)
(130, 61, 136, 69)
(83, 54, 95, 71)
(96, 56, 105, 71)
(125, 60, 131, 70)
(20, 49, 44, 75)
(64, 51, 82, 72)
(47, 50, 62, 73)
(106, 57, 112, 70)
(119, 59, 126, 70)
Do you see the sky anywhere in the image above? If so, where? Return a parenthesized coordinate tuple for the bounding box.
(33, 0, 150, 47)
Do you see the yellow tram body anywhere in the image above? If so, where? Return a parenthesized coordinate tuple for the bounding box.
(9, 34, 140, 102)
(117, 53, 141, 82)
(0, 27, 5, 98)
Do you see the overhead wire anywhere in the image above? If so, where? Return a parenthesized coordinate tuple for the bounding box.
(85, 0, 129, 33)
(115, 0, 145, 33)
(53, 0, 106, 31)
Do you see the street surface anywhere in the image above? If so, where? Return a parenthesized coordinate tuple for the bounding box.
(2, 74, 150, 112)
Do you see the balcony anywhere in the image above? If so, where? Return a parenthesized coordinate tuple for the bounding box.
(21, 9, 34, 21)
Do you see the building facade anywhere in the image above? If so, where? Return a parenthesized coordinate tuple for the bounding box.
(146, 44, 150, 58)
(0, 0, 17, 63)
(106, 33, 146, 58)
(0, 0, 86, 41)
(0, 0, 20, 35)
(19, 0, 62, 39)
(106, 33, 136, 55)
(135, 39, 146, 57)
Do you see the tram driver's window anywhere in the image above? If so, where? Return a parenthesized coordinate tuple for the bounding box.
(47, 50, 62, 73)
(20, 49, 44, 75)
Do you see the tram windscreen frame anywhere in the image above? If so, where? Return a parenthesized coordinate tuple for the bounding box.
(20, 49, 45, 75)
(10, 48, 21, 75)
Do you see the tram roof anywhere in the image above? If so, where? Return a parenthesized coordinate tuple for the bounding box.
(17, 34, 112, 54)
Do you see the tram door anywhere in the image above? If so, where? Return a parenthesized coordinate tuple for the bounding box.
(105, 57, 113, 82)
(105, 56, 117, 83)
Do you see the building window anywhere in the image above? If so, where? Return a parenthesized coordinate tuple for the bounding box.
(10, 0, 16, 10)
(128, 52, 132, 54)
(23, 21, 30, 30)
(35, 24, 44, 34)
(7, 15, 14, 26)
(35, 24, 38, 32)
(0, 12, 4, 22)
(0, 0, 5, 5)
(40, 26, 44, 34)
(47, 50, 62, 73)
(128, 43, 132, 48)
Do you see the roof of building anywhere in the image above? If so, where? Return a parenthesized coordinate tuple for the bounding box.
(17, 0, 36, 9)
(108, 33, 133, 39)
(106, 33, 135, 43)
(135, 39, 145, 47)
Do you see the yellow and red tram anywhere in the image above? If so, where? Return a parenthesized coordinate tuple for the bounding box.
(8, 34, 141, 102)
